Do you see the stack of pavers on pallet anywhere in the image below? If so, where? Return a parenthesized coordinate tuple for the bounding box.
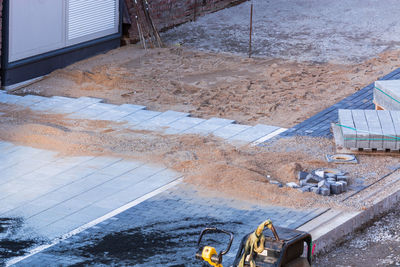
(333, 80, 400, 152)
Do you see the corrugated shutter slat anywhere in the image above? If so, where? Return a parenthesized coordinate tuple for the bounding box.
(68, 0, 117, 40)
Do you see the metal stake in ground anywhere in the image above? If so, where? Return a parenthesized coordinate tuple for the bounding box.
(193, 0, 197, 22)
(141, 0, 164, 48)
(249, 1, 253, 58)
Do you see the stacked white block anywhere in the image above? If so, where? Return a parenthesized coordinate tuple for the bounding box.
(335, 109, 400, 150)
(374, 80, 400, 110)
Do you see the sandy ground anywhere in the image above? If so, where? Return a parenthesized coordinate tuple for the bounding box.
(13, 46, 400, 128)
(1, 104, 399, 211)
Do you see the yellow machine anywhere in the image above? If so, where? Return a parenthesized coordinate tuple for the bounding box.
(196, 220, 313, 267)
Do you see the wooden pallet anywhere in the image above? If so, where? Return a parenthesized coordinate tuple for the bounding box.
(373, 100, 385, 110)
(335, 146, 400, 156)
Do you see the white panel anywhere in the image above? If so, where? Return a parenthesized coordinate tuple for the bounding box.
(9, 0, 65, 62)
(68, 0, 118, 42)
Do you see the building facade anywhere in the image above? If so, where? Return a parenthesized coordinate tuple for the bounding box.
(0, 0, 244, 88)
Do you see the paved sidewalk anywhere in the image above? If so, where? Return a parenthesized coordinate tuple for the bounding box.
(0, 140, 181, 243)
(0, 91, 285, 146)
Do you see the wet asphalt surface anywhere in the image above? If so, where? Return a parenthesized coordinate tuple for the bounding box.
(0, 218, 39, 264)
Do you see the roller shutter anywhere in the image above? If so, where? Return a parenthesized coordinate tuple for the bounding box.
(67, 0, 119, 45)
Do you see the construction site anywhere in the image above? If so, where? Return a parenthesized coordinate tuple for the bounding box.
(1, 0, 400, 266)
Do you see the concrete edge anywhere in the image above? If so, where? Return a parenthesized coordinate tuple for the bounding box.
(297, 171, 400, 255)
(3, 76, 45, 92)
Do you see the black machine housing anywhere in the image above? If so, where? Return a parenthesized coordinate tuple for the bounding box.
(232, 226, 312, 267)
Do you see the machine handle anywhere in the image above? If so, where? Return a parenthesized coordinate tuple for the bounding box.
(197, 227, 234, 256)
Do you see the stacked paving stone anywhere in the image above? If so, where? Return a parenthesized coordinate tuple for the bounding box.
(335, 109, 400, 151)
(0, 93, 284, 145)
(285, 169, 349, 196)
(374, 80, 400, 110)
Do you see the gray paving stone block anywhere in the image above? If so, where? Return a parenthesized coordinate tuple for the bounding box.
(30, 97, 73, 111)
(390, 111, 400, 149)
(183, 117, 235, 135)
(164, 117, 206, 134)
(68, 103, 118, 119)
(50, 99, 96, 114)
(94, 104, 146, 121)
(98, 160, 144, 177)
(0, 93, 22, 104)
(351, 110, 370, 148)
(212, 123, 252, 139)
(364, 110, 384, 149)
(374, 80, 400, 110)
(15, 95, 46, 106)
(338, 109, 357, 148)
(124, 110, 162, 126)
(133, 110, 190, 130)
(377, 110, 397, 149)
(114, 104, 147, 113)
(229, 124, 280, 143)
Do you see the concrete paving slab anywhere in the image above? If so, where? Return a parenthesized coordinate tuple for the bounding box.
(365, 110, 384, 149)
(133, 110, 190, 131)
(114, 104, 147, 113)
(0, 93, 22, 104)
(182, 117, 235, 135)
(67, 103, 118, 119)
(229, 124, 280, 143)
(338, 109, 357, 148)
(377, 110, 397, 149)
(15, 95, 46, 106)
(98, 160, 143, 177)
(390, 111, 400, 149)
(212, 123, 252, 139)
(124, 110, 162, 126)
(351, 110, 370, 148)
(29, 97, 73, 112)
(374, 80, 400, 110)
(93, 105, 145, 121)
(164, 117, 206, 134)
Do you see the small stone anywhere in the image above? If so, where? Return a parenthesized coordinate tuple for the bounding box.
(330, 183, 342, 194)
(327, 178, 336, 184)
(305, 174, 322, 184)
(286, 182, 300, 188)
(337, 175, 349, 182)
(318, 180, 330, 189)
(320, 187, 330, 196)
(297, 186, 311, 193)
(311, 187, 320, 194)
(298, 171, 309, 180)
(300, 179, 308, 186)
(337, 181, 348, 192)
(325, 173, 337, 179)
(314, 170, 325, 178)
(270, 180, 283, 187)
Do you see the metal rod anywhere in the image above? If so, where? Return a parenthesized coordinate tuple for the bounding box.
(193, 0, 197, 21)
(249, 2, 253, 58)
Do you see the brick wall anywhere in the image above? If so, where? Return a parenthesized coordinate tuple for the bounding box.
(124, 0, 246, 42)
